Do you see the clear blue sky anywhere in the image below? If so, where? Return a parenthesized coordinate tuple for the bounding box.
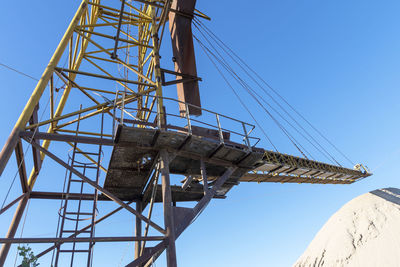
(1, 0, 400, 266)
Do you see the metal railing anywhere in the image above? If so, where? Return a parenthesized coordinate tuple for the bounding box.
(112, 92, 260, 149)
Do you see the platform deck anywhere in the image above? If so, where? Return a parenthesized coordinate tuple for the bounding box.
(103, 125, 370, 201)
(103, 125, 265, 201)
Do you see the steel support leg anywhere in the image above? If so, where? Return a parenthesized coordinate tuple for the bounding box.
(159, 149, 177, 267)
(0, 194, 29, 266)
(135, 200, 143, 260)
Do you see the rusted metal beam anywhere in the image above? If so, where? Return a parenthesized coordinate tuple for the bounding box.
(0, 194, 29, 264)
(135, 200, 143, 260)
(0, 193, 28, 216)
(126, 240, 167, 267)
(160, 149, 177, 267)
(176, 167, 236, 236)
(169, 0, 201, 115)
(29, 191, 98, 201)
(142, 167, 237, 266)
(28, 105, 42, 178)
(0, 127, 20, 177)
(14, 141, 29, 193)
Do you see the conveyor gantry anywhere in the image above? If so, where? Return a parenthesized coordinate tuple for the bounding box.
(240, 151, 371, 184)
(103, 126, 370, 203)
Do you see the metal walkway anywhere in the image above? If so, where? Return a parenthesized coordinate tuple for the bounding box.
(103, 125, 265, 202)
(240, 150, 370, 184)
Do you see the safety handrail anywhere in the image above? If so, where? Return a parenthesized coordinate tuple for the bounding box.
(112, 92, 261, 149)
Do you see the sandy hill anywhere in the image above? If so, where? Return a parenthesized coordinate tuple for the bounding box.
(294, 188, 400, 267)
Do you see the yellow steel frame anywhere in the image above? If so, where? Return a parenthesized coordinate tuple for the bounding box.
(11, 0, 168, 184)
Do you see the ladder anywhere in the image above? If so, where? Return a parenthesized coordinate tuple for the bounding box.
(54, 110, 104, 267)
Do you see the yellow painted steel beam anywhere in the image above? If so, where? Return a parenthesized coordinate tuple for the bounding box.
(84, 44, 134, 55)
(99, 10, 152, 24)
(77, 21, 134, 28)
(89, 1, 152, 20)
(150, 4, 165, 123)
(53, 70, 101, 105)
(125, 1, 153, 19)
(27, 1, 101, 188)
(76, 28, 148, 48)
(82, 56, 137, 94)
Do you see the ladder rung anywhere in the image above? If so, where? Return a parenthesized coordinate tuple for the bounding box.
(70, 179, 84, 182)
(73, 165, 99, 169)
(65, 212, 93, 216)
(75, 151, 100, 156)
(59, 250, 90, 253)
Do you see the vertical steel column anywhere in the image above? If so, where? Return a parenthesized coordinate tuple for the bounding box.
(200, 160, 208, 195)
(134, 200, 143, 260)
(159, 149, 177, 267)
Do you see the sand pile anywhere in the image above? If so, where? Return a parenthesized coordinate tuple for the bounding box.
(294, 188, 400, 267)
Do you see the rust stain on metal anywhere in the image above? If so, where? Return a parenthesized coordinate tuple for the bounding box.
(169, 0, 201, 116)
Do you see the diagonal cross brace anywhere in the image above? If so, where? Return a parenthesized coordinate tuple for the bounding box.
(28, 200, 135, 264)
(176, 166, 237, 237)
(24, 137, 166, 234)
(128, 166, 237, 267)
(126, 240, 167, 267)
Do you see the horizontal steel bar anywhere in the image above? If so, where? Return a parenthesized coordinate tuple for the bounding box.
(0, 236, 165, 244)
(20, 131, 114, 146)
(122, 93, 255, 128)
(30, 191, 97, 201)
(76, 28, 154, 49)
(59, 250, 90, 253)
(62, 230, 91, 233)
(55, 67, 155, 87)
